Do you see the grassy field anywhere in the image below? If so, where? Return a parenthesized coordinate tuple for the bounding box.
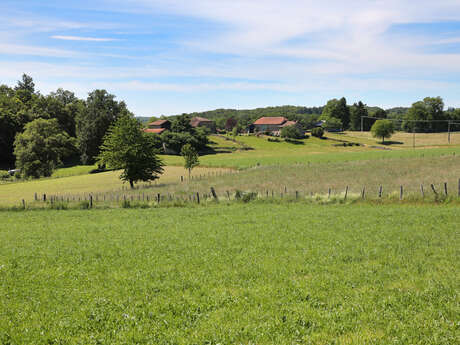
(136, 153, 460, 200)
(328, 131, 460, 148)
(0, 204, 458, 344)
(1, 142, 459, 206)
(160, 134, 460, 169)
(0, 166, 228, 206)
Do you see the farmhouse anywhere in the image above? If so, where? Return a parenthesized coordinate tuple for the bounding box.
(143, 119, 171, 134)
(253, 117, 298, 133)
(190, 116, 216, 133)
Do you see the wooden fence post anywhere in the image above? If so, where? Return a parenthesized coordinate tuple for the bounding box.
(420, 184, 425, 198)
(226, 191, 230, 200)
(378, 186, 383, 198)
(43, 194, 46, 202)
(22, 199, 25, 209)
(328, 188, 331, 199)
(196, 192, 200, 204)
(400, 186, 403, 200)
(361, 187, 365, 199)
(430, 184, 438, 195)
(344, 186, 348, 200)
(157, 193, 161, 203)
(295, 191, 299, 199)
(210, 187, 218, 201)
(34, 193, 37, 201)
(444, 182, 448, 196)
(89, 195, 93, 208)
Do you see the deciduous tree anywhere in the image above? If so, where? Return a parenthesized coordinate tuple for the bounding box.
(13, 118, 76, 178)
(371, 119, 395, 144)
(181, 143, 199, 179)
(98, 115, 164, 188)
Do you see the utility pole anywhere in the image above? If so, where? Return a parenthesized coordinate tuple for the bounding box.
(448, 121, 451, 144)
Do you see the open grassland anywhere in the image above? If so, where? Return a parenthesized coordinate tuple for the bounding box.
(161, 134, 460, 168)
(0, 204, 458, 344)
(328, 131, 460, 148)
(0, 166, 228, 206)
(22, 152, 457, 206)
(142, 152, 460, 200)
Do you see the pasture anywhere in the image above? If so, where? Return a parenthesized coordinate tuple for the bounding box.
(0, 166, 228, 206)
(162, 134, 460, 169)
(0, 204, 458, 344)
(329, 131, 460, 148)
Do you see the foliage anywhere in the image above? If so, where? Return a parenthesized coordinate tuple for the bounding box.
(322, 117, 343, 131)
(403, 97, 446, 133)
(0, 170, 11, 180)
(13, 118, 77, 178)
(311, 127, 324, 138)
(349, 101, 368, 131)
(76, 90, 131, 164)
(280, 125, 303, 139)
(181, 143, 199, 179)
(170, 113, 194, 133)
(98, 115, 164, 188)
(159, 129, 209, 154)
(371, 119, 395, 143)
(320, 97, 350, 129)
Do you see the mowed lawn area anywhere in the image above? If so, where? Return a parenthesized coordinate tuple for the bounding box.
(0, 204, 458, 344)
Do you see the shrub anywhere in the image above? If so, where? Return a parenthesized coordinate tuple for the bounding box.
(280, 125, 303, 139)
(311, 127, 324, 138)
(0, 170, 10, 180)
(121, 200, 131, 208)
(77, 201, 90, 209)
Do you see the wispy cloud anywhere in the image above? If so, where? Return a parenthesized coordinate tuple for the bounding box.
(51, 35, 119, 42)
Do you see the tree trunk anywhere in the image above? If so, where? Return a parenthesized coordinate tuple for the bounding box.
(129, 180, 134, 189)
(188, 168, 191, 181)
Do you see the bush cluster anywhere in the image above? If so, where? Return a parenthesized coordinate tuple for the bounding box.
(311, 127, 324, 138)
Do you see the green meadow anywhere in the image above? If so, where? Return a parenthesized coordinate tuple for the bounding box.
(0, 204, 458, 344)
(161, 134, 460, 169)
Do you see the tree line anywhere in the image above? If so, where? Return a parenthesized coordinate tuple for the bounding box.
(161, 98, 460, 133)
(1, 74, 132, 170)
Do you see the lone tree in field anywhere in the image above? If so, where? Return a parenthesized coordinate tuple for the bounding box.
(98, 115, 164, 188)
(181, 143, 199, 180)
(371, 119, 395, 144)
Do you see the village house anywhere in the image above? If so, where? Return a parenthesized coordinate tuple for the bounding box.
(143, 119, 171, 134)
(253, 117, 298, 134)
(190, 116, 216, 133)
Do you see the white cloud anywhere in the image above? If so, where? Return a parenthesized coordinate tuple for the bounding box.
(51, 35, 120, 42)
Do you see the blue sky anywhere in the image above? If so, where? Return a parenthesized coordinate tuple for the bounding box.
(1, 0, 460, 116)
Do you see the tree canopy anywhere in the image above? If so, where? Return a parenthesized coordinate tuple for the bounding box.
(98, 115, 164, 188)
(181, 143, 199, 179)
(320, 98, 350, 130)
(14, 118, 77, 178)
(371, 119, 395, 143)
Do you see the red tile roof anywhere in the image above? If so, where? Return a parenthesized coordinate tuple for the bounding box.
(143, 128, 166, 134)
(148, 119, 169, 126)
(280, 120, 297, 127)
(253, 117, 287, 125)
